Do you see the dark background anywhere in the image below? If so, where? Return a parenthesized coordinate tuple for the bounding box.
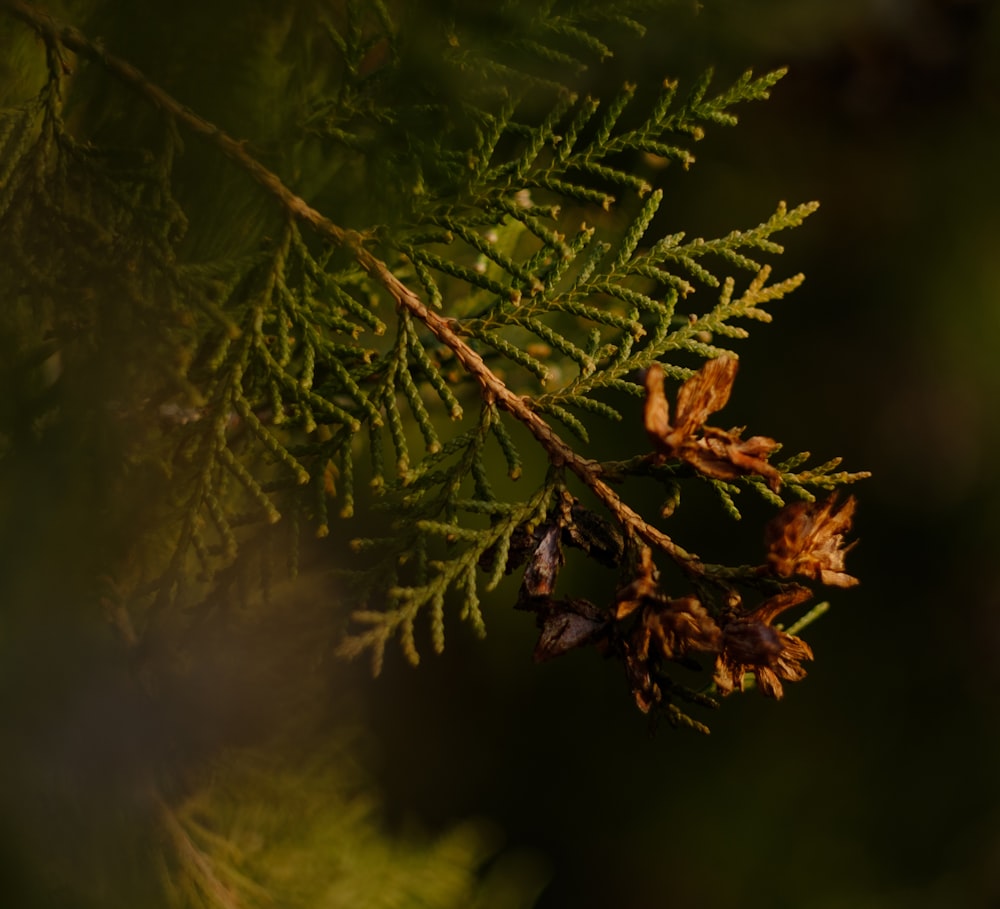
(3, 1, 999, 907)
(362, 2, 1000, 906)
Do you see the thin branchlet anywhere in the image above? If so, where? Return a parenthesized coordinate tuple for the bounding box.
(1, 0, 868, 731)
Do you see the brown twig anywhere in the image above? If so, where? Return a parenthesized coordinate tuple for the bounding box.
(3, 0, 703, 572)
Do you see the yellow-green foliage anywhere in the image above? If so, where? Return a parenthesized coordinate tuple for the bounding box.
(1, 2, 867, 904)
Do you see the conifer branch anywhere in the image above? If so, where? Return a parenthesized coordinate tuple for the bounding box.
(156, 795, 251, 909)
(4, 0, 709, 574)
(1, 0, 869, 727)
(1, 0, 349, 248)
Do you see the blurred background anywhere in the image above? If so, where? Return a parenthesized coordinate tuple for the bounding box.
(2, 1, 999, 907)
(359, 2, 1000, 907)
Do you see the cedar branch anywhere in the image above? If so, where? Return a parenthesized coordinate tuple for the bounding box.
(3, 0, 704, 572)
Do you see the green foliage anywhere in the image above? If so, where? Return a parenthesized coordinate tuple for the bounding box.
(156, 745, 545, 909)
(0, 0, 867, 708)
(1, 0, 868, 903)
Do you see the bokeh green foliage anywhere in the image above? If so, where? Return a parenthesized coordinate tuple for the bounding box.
(1, 0, 864, 734)
(6, 0, 988, 907)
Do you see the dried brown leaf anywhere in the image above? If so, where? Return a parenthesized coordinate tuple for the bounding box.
(534, 599, 608, 662)
(521, 523, 564, 598)
(766, 494, 859, 587)
(644, 358, 782, 491)
(714, 586, 814, 699)
(674, 355, 738, 434)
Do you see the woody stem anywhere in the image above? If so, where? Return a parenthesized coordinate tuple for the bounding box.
(5, 0, 705, 572)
